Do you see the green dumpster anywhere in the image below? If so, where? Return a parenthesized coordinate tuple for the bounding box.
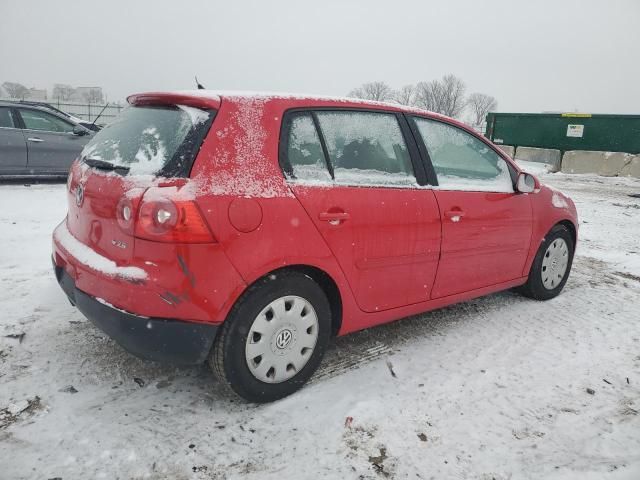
(484, 112, 640, 154)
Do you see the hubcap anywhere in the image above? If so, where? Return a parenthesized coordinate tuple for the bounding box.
(541, 238, 569, 290)
(245, 295, 319, 384)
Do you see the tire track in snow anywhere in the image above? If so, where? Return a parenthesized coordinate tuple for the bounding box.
(309, 253, 639, 387)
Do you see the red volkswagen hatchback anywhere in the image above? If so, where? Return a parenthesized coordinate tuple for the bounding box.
(52, 91, 578, 402)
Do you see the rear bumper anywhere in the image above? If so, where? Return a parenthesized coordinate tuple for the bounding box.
(51, 219, 246, 323)
(55, 262, 217, 365)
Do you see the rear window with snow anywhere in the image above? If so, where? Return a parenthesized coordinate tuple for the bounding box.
(414, 117, 514, 192)
(80, 105, 214, 176)
(281, 110, 416, 187)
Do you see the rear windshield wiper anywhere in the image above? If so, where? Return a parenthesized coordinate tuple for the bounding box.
(84, 157, 130, 173)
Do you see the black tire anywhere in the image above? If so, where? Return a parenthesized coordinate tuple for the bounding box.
(209, 271, 331, 403)
(517, 224, 575, 300)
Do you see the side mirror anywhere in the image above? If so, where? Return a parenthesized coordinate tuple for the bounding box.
(516, 172, 539, 193)
(73, 125, 89, 136)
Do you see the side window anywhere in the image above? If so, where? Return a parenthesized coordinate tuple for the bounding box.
(0, 107, 15, 128)
(18, 108, 75, 133)
(284, 112, 331, 182)
(414, 117, 514, 193)
(315, 111, 416, 186)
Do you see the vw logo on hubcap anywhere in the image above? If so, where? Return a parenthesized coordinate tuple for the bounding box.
(275, 329, 293, 350)
(75, 184, 84, 207)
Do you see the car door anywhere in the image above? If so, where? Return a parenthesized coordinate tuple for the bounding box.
(410, 116, 533, 299)
(281, 110, 441, 313)
(0, 106, 28, 174)
(16, 107, 90, 174)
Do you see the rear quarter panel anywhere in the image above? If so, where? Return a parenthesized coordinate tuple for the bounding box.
(189, 97, 362, 331)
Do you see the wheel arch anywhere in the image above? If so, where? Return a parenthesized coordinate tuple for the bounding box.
(522, 217, 578, 278)
(556, 219, 577, 246)
(235, 264, 343, 337)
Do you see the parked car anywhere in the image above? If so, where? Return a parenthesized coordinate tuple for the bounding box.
(52, 91, 578, 402)
(0, 101, 94, 178)
(16, 100, 103, 132)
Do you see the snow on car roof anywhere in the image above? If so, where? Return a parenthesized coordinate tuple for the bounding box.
(174, 89, 430, 113)
(129, 89, 461, 124)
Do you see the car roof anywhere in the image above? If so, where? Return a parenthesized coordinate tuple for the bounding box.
(0, 100, 83, 124)
(17, 100, 72, 117)
(0, 100, 61, 112)
(127, 89, 462, 123)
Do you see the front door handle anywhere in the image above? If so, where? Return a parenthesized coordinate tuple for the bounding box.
(27, 137, 44, 143)
(444, 209, 465, 223)
(319, 211, 350, 225)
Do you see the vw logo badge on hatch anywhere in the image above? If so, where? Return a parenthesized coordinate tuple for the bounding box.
(75, 184, 84, 207)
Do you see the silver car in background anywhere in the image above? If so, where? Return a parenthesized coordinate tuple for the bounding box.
(0, 101, 94, 178)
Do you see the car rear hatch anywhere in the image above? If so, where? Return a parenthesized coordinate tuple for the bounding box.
(65, 92, 219, 264)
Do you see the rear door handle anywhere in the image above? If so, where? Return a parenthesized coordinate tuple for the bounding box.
(319, 211, 350, 225)
(444, 209, 465, 222)
(27, 137, 44, 143)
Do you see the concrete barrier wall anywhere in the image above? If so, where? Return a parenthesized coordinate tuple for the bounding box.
(515, 146, 562, 172)
(620, 156, 640, 178)
(561, 151, 639, 177)
(496, 145, 515, 157)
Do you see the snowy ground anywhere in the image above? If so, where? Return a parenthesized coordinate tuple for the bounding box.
(1, 173, 640, 480)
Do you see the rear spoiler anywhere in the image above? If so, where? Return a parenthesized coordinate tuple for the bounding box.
(127, 92, 221, 110)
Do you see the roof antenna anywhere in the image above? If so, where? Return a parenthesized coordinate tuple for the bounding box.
(195, 76, 205, 90)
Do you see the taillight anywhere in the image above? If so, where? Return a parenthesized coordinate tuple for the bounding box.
(133, 189, 215, 243)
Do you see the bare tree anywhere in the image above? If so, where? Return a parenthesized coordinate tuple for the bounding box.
(392, 85, 417, 106)
(82, 88, 104, 104)
(467, 93, 497, 128)
(414, 74, 467, 118)
(348, 81, 393, 102)
(414, 80, 439, 112)
(53, 84, 75, 101)
(2, 81, 30, 99)
(440, 74, 467, 118)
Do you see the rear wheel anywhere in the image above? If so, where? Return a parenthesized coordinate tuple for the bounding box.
(210, 271, 331, 403)
(517, 224, 574, 300)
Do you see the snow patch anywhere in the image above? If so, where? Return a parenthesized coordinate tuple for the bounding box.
(552, 192, 570, 209)
(196, 97, 293, 198)
(54, 222, 147, 281)
(177, 105, 210, 125)
(433, 173, 513, 192)
(173, 89, 446, 118)
(516, 160, 551, 176)
(96, 297, 150, 318)
(546, 184, 573, 209)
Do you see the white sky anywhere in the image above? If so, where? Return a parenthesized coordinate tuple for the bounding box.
(1, 0, 638, 113)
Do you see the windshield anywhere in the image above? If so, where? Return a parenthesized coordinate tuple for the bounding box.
(80, 104, 214, 176)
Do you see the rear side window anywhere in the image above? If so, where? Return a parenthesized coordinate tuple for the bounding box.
(316, 111, 415, 186)
(282, 110, 416, 187)
(413, 117, 513, 192)
(285, 113, 331, 182)
(19, 108, 75, 133)
(81, 105, 214, 176)
(0, 107, 14, 128)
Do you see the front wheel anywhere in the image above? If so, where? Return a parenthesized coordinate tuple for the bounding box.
(517, 224, 575, 301)
(210, 271, 331, 403)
